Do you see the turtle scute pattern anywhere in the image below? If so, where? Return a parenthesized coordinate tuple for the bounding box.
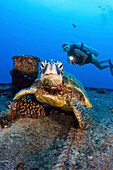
(63, 71, 92, 109)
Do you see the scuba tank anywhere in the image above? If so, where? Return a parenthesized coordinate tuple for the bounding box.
(74, 42, 99, 57)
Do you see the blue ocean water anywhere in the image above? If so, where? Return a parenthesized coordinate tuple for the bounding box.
(0, 0, 113, 88)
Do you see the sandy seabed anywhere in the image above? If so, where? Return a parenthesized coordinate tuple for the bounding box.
(0, 84, 113, 169)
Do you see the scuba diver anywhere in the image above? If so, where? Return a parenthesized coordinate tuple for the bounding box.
(62, 42, 113, 75)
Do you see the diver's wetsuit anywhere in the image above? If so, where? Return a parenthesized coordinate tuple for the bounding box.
(67, 44, 92, 64)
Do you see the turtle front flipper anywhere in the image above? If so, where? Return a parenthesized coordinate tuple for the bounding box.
(13, 86, 37, 100)
(70, 98, 91, 129)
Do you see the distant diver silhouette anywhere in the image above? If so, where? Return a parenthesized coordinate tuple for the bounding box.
(72, 23, 77, 28)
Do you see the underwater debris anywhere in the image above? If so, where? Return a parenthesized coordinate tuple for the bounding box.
(10, 55, 40, 95)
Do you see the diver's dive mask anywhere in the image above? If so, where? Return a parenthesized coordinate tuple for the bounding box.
(62, 45, 70, 52)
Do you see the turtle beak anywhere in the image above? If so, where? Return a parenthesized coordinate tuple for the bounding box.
(40, 61, 63, 88)
(41, 74, 62, 88)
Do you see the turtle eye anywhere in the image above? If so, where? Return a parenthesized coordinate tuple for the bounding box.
(41, 60, 47, 68)
(59, 63, 63, 68)
(57, 62, 63, 69)
(41, 63, 45, 68)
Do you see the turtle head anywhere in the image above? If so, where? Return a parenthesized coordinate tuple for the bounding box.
(40, 59, 63, 88)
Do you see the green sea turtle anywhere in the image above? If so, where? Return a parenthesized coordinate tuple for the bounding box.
(13, 59, 92, 129)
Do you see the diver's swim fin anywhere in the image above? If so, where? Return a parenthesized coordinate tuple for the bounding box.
(109, 59, 113, 76)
